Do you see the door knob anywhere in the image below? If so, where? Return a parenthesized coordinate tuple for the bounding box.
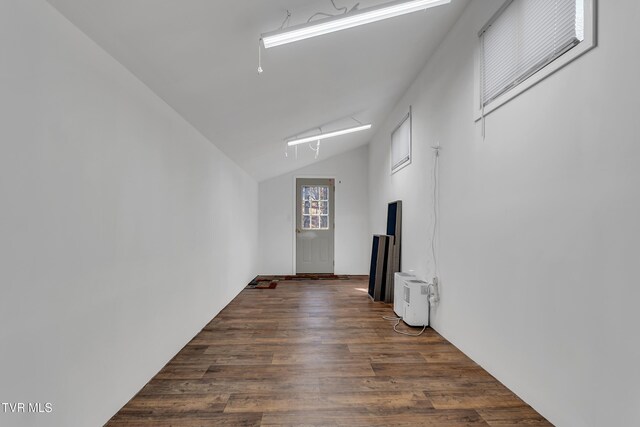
(296, 228, 301, 233)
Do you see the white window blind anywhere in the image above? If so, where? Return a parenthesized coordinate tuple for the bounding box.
(391, 110, 411, 173)
(480, 0, 585, 107)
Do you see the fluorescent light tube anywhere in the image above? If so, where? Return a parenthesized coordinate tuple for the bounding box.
(262, 0, 451, 48)
(287, 124, 372, 146)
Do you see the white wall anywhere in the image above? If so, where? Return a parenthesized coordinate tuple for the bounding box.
(259, 145, 369, 275)
(368, 1, 640, 426)
(0, 1, 258, 426)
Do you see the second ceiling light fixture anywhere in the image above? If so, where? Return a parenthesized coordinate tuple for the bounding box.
(261, 0, 451, 48)
(286, 124, 372, 147)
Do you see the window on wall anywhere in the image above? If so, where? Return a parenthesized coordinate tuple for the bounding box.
(301, 185, 330, 230)
(391, 107, 412, 174)
(477, 0, 596, 117)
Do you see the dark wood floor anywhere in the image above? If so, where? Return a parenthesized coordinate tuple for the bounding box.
(106, 277, 552, 426)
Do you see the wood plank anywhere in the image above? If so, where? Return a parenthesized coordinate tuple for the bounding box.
(203, 343, 349, 355)
(155, 365, 208, 380)
(317, 376, 502, 393)
(371, 362, 491, 379)
(224, 391, 433, 413)
(139, 379, 320, 396)
(108, 412, 262, 427)
(477, 406, 554, 426)
(168, 353, 274, 366)
(115, 394, 229, 415)
(426, 389, 527, 410)
(203, 362, 375, 380)
(261, 408, 489, 427)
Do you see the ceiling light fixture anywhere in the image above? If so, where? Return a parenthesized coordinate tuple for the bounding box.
(286, 124, 372, 146)
(261, 0, 451, 49)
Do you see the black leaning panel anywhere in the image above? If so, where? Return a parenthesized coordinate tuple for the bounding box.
(368, 236, 380, 299)
(386, 202, 398, 236)
(369, 235, 391, 301)
(384, 201, 402, 303)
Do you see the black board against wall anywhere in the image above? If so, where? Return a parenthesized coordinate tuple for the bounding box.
(368, 236, 380, 298)
(368, 235, 391, 301)
(386, 201, 402, 264)
(384, 201, 402, 303)
(386, 202, 400, 237)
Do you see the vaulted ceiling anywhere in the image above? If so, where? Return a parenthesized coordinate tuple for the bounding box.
(47, 0, 469, 181)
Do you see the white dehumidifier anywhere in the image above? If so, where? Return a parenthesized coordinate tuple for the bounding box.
(393, 272, 415, 317)
(401, 279, 430, 327)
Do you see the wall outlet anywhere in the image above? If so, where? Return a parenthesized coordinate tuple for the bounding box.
(429, 277, 440, 305)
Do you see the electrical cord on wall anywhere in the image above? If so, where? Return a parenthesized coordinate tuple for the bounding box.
(426, 144, 441, 327)
(431, 144, 440, 278)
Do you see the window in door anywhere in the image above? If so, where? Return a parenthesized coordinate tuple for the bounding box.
(301, 185, 330, 230)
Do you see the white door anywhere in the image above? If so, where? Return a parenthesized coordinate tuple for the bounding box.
(296, 178, 335, 274)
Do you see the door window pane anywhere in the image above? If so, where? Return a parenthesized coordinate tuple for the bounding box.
(320, 187, 328, 199)
(301, 185, 330, 230)
(320, 201, 328, 215)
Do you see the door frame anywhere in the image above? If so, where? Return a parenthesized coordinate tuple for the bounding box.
(292, 175, 337, 274)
